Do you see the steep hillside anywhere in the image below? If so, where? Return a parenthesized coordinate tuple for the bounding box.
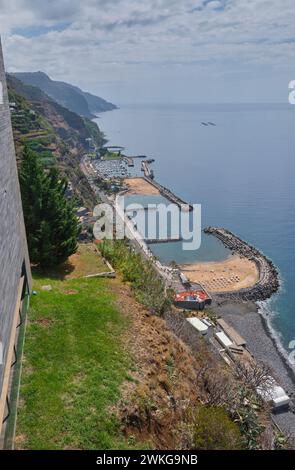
(12, 71, 116, 118)
(7, 75, 105, 209)
(14, 244, 245, 450)
(83, 90, 116, 113)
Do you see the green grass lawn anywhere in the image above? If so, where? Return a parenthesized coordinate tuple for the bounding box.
(65, 244, 111, 279)
(40, 244, 111, 280)
(16, 274, 140, 450)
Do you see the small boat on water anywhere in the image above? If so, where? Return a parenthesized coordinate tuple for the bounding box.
(201, 121, 216, 126)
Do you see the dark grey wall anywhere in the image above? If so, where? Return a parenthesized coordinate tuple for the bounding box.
(0, 39, 31, 393)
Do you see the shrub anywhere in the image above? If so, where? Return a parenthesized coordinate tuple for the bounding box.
(99, 240, 172, 314)
(187, 406, 244, 450)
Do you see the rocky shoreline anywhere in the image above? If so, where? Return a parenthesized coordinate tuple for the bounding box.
(204, 227, 280, 301)
(213, 301, 295, 436)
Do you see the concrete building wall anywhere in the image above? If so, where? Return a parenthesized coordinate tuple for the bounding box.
(0, 38, 31, 429)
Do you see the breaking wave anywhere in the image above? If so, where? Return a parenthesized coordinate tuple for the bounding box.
(257, 278, 295, 375)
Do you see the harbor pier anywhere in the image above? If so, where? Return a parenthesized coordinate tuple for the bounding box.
(143, 177, 194, 211)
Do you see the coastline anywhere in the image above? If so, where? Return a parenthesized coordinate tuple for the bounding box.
(202, 226, 295, 430)
(97, 102, 295, 379)
(121, 179, 295, 430)
(82, 145, 295, 435)
(257, 297, 295, 379)
(93, 107, 295, 439)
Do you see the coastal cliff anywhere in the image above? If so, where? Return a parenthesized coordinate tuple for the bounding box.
(11, 71, 117, 118)
(7, 74, 107, 208)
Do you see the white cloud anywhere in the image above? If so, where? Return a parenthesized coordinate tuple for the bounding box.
(206, 1, 223, 10)
(1, 0, 295, 102)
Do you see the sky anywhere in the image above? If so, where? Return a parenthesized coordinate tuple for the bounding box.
(0, 0, 295, 104)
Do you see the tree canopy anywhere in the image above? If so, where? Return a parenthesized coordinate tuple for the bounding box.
(19, 145, 80, 267)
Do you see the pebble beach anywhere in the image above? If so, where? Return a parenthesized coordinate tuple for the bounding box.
(214, 300, 295, 435)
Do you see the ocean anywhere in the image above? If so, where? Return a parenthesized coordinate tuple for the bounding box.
(94, 102, 295, 354)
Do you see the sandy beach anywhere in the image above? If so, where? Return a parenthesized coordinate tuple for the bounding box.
(180, 254, 259, 293)
(124, 177, 160, 196)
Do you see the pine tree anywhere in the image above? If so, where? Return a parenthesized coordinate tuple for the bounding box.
(19, 146, 80, 267)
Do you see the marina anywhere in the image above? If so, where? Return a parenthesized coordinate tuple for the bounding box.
(93, 158, 130, 179)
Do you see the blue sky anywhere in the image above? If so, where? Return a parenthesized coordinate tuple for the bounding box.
(12, 22, 71, 38)
(0, 0, 295, 104)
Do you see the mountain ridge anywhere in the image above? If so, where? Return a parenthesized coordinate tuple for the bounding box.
(7, 73, 105, 209)
(11, 71, 116, 118)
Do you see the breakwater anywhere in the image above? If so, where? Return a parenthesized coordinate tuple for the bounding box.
(145, 236, 183, 244)
(204, 227, 280, 301)
(143, 177, 193, 211)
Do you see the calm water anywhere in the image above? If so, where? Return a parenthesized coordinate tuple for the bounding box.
(95, 103, 295, 351)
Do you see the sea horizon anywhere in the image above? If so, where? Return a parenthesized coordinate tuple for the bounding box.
(99, 101, 292, 110)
